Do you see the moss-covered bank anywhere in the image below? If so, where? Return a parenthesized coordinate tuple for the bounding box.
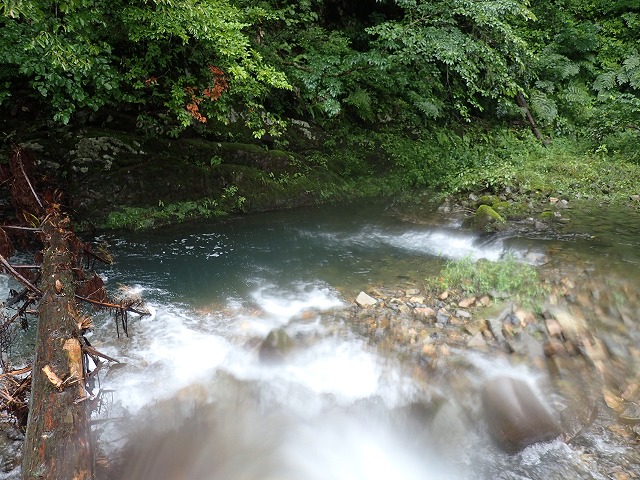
(2, 110, 640, 231)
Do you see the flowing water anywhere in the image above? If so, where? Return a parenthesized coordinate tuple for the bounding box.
(3, 201, 640, 479)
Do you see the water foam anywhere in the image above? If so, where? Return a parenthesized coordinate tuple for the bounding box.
(377, 228, 506, 260)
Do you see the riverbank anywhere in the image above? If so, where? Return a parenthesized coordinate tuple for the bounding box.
(3, 111, 640, 233)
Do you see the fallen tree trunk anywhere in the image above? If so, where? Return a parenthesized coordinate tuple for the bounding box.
(21, 216, 93, 480)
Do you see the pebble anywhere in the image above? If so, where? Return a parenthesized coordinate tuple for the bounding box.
(356, 291, 377, 307)
(458, 296, 476, 308)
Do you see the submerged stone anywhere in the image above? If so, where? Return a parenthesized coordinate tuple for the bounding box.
(481, 376, 561, 453)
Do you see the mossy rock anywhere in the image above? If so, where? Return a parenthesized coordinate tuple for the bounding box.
(473, 205, 506, 232)
(492, 201, 510, 212)
(476, 195, 498, 207)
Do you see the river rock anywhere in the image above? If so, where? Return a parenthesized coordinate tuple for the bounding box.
(473, 205, 506, 231)
(546, 306, 587, 342)
(468, 332, 487, 349)
(458, 296, 476, 308)
(481, 376, 561, 453)
(355, 291, 377, 307)
(415, 306, 436, 318)
(259, 328, 295, 364)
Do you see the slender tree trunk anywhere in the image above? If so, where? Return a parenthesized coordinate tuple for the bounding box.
(516, 92, 544, 142)
(21, 217, 93, 480)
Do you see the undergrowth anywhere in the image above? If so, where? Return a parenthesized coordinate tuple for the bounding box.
(434, 254, 549, 306)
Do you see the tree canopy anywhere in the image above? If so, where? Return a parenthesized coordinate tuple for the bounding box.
(1, 0, 638, 147)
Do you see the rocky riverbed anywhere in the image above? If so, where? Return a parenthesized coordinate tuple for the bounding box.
(340, 252, 640, 475)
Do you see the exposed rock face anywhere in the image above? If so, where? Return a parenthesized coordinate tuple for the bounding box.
(481, 376, 561, 453)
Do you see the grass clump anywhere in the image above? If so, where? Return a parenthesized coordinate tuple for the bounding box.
(436, 254, 548, 305)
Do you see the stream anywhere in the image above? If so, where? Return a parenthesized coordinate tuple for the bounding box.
(2, 200, 640, 479)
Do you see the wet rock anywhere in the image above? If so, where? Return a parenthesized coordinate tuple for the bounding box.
(355, 291, 377, 308)
(458, 296, 476, 308)
(478, 296, 492, 307)
(259, 328, 294, 364)
(464, 320, 486, 336)
(415, 307, 436, 318)
(545, 318, 563, 337)
(436, 309, 450, 325)
(580, 336, 609, 364)
(468, 332, 487, 349)
(545, 306, 587, 342)
(455, 309, 472, 319)
(619, 403, 640, 425)
(473, 205, 506, 231)
(513, 308, 535, 325)
(481, 376, 561, 453)
(429, 400, 470, 454)
(406, 288, 421, 296)
(534, 220, 548, 230)
(544, 338, 570, 357)
(524, 251, 548, 265)
(509, 329, 546, 363)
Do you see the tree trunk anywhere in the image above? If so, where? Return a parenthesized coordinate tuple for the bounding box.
(21, 217, 93, 480)
(516, 92, 545, 142)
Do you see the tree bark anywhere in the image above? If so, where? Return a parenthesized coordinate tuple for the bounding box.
(21, 217, 93, 480)
(516, 92, 544, 142)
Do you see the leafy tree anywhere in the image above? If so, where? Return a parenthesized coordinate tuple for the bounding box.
(251, 0, 537, 127)
(521, 0, 640, 143)
(0, 0, 291, 134)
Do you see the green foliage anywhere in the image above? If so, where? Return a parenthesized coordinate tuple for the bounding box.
(441, 130, 640, 202)
(366, 0, 535, 120)
(0, 0, 291, 134)
(437, 254, 547, 302)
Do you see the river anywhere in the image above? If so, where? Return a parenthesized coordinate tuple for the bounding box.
(2, 200, 640, 479)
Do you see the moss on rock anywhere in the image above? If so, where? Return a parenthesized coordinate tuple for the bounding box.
(473, 205, 506, 232)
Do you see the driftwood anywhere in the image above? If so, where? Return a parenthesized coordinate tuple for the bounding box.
(0, 146, 148, 479)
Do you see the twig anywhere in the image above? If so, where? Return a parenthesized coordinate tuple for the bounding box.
(82, 345, 120, 364)
(17, 155, 43, 210)
(1, 226, 41, 232)
(0, 366, 32, 378)
(75, 294, 149, 316)
(0, 254, 42, 296)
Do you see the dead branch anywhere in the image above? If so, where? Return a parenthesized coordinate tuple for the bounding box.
(0, 254, 42, 296)
(17, 157, 43, 211)
(81, 345, 120, 364)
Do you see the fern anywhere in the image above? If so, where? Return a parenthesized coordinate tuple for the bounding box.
(593, 71, 617, 95)
(530, 91, 558, 125)
(344, 89, 374, 121)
